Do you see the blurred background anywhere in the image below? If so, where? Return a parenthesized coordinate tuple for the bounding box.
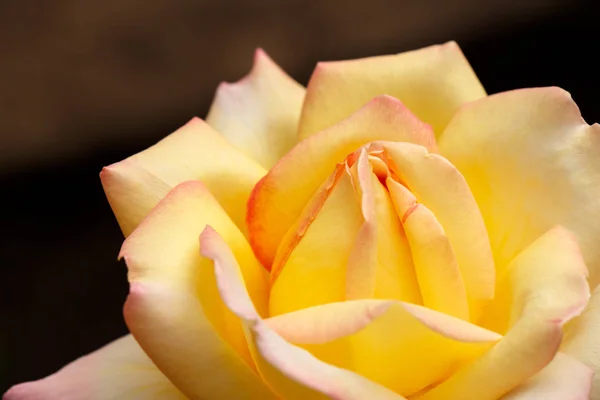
(1, 0, 598, 392)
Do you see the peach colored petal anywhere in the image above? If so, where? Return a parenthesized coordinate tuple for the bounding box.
(266, 300, 500, 396)
(439, 86, 600, 289)
(419, 226, 590, 400)
(206, 49, 305, 169)
(562, 285, 600, 399)
(387, 177, 469, 320)
(383, 142, 495, 322)
(248, 95, 435, 268)
(200, 226, 405, 400)
(101, 117, 266, 237)
(298, 41, 485, 140)
(501, 353, 593, 399)
(3, 335, 186, 400)
(120, 181, 273, 399)
(344, 150, 421, 303)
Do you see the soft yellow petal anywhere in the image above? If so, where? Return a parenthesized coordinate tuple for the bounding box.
(387, 178, 469, 320)
(267, 300, 500, 397)
(101, 117, 266, 237)
(383, 142, 495, 321)
(439, 86, 600, 288)
(201, 226, 405, 400)
(248, 95, 435, 268)
(501, 353, 593, 400)
(206, 49, 305, 169)
(269, 167, 363, 316)
(298, 41, 485, 140)
(420, 226, 590, 400)
(120, 181, 273, 399)
(345, 149, 421, 303)
(562, 285, 600, 399)
(3, 335, 186, 400)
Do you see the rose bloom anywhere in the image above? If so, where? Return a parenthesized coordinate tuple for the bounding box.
(6, 42, 600, 399)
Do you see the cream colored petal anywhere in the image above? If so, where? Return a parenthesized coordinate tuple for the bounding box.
(439, 86, 600, 288)
(201, 226, 405, 400)
(121, 181, 273, 399)
(101, 117, 266, 237)
(562, 285, 600, 399)
(3, 335, 186, 400)
(206, 49, 305, 169)
(298, 41, 485, 140)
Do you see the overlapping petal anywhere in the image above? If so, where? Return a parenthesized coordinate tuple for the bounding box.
(440, 87, 600, 288)
(120, 181, 273, 399)
(201, 226, 405, 400)
(248, 95, 436, 268)
(101, 118, 266, 237)
(298, 41, 485, 140)
(206, 49, 305, 169)
(3, 335, 186, 400)
(419, 226, 590, 399)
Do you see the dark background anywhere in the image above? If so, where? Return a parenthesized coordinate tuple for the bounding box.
(1, 0, 598, 393)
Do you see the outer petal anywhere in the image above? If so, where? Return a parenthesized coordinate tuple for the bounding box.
(439, 86, 600, 288)
(120, 181, 274, 399)
(200, 226, 405, 400)
(383, 142, 495, 321)
(267, 300, 500, 397)
(501, 353, 593, 400)
(206, 49, 305, 169)
(248, 95, 436, 268)
(3, 335, 186, 400)
(419, 226, 590, 400)
(298, 41, 485, 140)
(562, 285, 600, 399)
(101, 117, 266, 237)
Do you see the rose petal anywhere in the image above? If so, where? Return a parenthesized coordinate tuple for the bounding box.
(562, 285, 600, 399)
(386, 178, 469, 320)
(439, 86, 600, 288)
(298, 41, 485, 140)
(3, 335, 186, 400)
(101, 117, 266, 237)
(383, 142, 495, 322)
(269, 167, 363, 316)
(201, 226, 406, 400)
(419, 226, 590, 399)
(345, 149, 421, 303)
(206, 49, 305, 169)
(266, 300, 500, 396)
(248, 95, 435, 268)
(501, 353, 593, 400)
(120, 181, 273, 399)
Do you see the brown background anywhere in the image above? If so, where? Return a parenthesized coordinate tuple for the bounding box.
(1, 0, 599, 392)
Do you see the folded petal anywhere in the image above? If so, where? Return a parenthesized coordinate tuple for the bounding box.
(201, 226, 405, 400)
(121, 181, 273, 399)
(419, 226, 590, 400)
(3, 335, 186, 400)
(248, 95, 435, 268)
(439, 86, 600, 288)
(206, 49, 305, 169)
(298, 41, 485, 140)
(101, 117, 266, 237)
(269, 167, 363, 316)
(383, 142, 495, 321)
(266, 300, 500, 397)
(501, 353, 593, 400)
(387, 178, 469, 320)
(562, 285, 600, 399)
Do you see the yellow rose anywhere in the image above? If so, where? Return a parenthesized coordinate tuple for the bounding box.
(6, 42, 600, 399)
